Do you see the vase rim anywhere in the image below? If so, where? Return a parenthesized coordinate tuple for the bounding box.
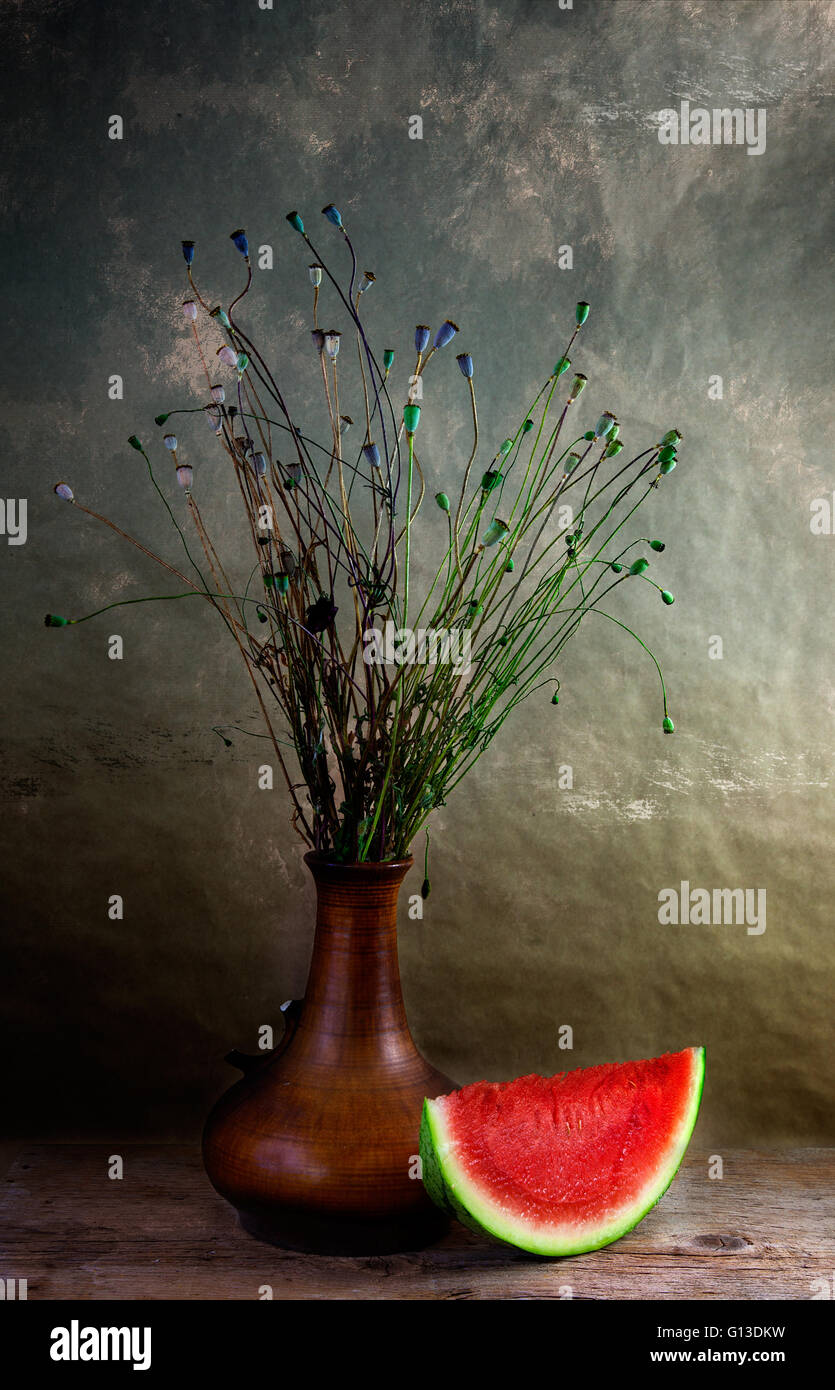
(304, 850, 414, 874)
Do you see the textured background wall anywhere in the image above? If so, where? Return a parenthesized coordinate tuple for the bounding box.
(1, 0, 832, 1147)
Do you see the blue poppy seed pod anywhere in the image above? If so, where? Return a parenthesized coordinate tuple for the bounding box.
(604, 439, 624, 457)
(324, 330, 341, 360)
(650, 539, 666, 552)
(307, 263, 323, 288)
(182, 299, 197, 321)
(210, 305, 231, 329)
(403, 403, 420, 435)
(415, 325, 431, 353)
(661, 589, 675, 605)
(321, 203, 343, 228)
(663, 715, 675, 733)
(45, 613, 70, 626)
(551, 690, 560, 705)
(610, 562, 623, 573)
(481, 517, 509, 548)
(522, 418, 534, 433)
(363, 442, 381, 469)
(383, 349, 395, 372)
(630, 557, 649, 575)
(175, 463, 193, 490)
(339, 415, 353, 434)
(660, 429, 682, 448)
(252, 452, 268, 477)
(163, 434, 178, 451)
(456, 352, 474, 378)
(286, 211, 304, 234)
(505, 558, 514, 572)
(499, 439, 514, 458)
(211, 383, 225, 404)
(575, 301, 590, 326)
(181, 240, 195, 264)
(435, 492, 450, 512)
(563, 451, 581, 475)
(553, 356, 570, 379)
(358, 270, 375, 294)
(433, 320, 458, 349)
(311, 328, 325, 354)
(658, 443, 677, 464)
(659, 459, 677, 475)
(54, 482, 74, 502)
(595, 412, 617, 439)
(568, 374, 587, 400)
(217, 345, 238, 368)
(154, 413, 170, 426)
(480, 469, 503, 493)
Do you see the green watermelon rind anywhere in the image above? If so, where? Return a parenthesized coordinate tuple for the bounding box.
(420, 1046, 705, 1257)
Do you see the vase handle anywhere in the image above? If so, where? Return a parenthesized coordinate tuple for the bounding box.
(224, 998, 304, 1074)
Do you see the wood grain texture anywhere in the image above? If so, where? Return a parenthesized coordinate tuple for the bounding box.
(202, 854, 455, 1254)
(1, 1146, 831, 1300)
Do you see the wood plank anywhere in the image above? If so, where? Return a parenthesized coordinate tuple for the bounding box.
(0, 1146, 832, 1300)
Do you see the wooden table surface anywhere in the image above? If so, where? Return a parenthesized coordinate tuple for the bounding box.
(1, 1145, 832, 1300)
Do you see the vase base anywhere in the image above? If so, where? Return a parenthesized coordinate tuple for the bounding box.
(237, 1204, 450, 1256)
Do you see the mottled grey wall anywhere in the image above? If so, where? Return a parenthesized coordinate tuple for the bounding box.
(1, 0, 833, 1146)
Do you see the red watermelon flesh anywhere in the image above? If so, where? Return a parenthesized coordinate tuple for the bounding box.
(420, 1047, 704, 1255)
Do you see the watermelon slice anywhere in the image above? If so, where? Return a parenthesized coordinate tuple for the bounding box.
(420, 1046, 704, 1255)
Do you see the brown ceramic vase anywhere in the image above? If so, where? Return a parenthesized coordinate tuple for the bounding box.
(202, 852, 455, 1254)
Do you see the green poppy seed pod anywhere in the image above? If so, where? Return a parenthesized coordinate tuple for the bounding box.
(435, 492, 450, 512)
(421, 878, 431, 900)
(552, 356, 570, 379)
(563, 451, 581, 475)
(575, 301, 590, 326)
(630, 557, 650, 575)
(128, 435, 143, 451)
(660, 429, 682, 448)
(610, 562, 623, 573)
(522, 418, 534, 433)
(286, 211, 304, 234)
(44, 613, 70, 627)
(663, 715, 675, 733)
(551, 691, 560, 705)
(155, 413, 170, 426)
(604, 439, 624, 457)
(237, 352, 249, 372)
(499, 439, 514, 457)
(658, 444, 677, 464)
(661, 590, 675, 605)
(568, 374, 587, 400)
(659, 459, 676, 475)
(481, 517, 509, 548)
(606, 422, 620, 443)
(565, 533, 575, 546)
(650, 539, 666, 552)
(383, 348, 395, 372)
(209, 305, 231, 329)
(277, 575, 291, 596)
(505, 558, 514, 572)
(583, 430, 595, 441)
(403, 403, 420, 435)
(257, 608, 268, 624)
(480, 469, 503, 494)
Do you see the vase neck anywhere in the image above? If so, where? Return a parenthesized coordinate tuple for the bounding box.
(293, 855, 418, 1065)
